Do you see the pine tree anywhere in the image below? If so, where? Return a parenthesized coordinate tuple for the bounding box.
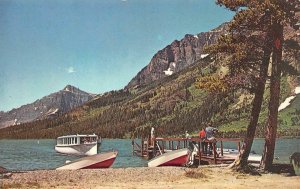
(202, 0, 299, 171)
(200, 1, 274, 171)
(261, 0, 299, 171)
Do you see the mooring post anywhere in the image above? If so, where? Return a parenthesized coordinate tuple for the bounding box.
(141, 138, 144, 156)
(153, 138, 156, 157)
(198, 140, 201, 166)
(213, 142, 217, 164)
(132, 139, 134, 156)
(237, 141, 241, 153)
(146, 136, 149, 158)
(220, 140, 223, 156)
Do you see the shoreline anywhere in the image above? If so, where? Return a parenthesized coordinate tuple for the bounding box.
(1, 166, 299, 189)
(1, 136, 300, 140)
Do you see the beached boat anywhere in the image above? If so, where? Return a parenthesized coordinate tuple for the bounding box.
(291, 152, 300, 176)
(216, 148, 262, 163)
(56, 150, 118, 170)
(216, 148, 239, 154)
(55, 134, 99, 156)
(148, 148, 190, 167)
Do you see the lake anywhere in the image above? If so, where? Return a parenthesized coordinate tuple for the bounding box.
(0, 138, 299, 171)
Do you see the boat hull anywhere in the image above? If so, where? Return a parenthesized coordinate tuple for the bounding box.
(56, 151, 118, 170)
(216, 148, 262, 163)
(55, 143, 97, 156)
(291, 152, 300, 176)
(148, 148, 190, 167)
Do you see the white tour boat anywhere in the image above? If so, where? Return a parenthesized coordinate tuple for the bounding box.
(55, 134, 99, 156)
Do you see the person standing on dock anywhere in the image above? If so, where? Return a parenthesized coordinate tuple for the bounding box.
(150, 127, 155, 146)
(205, 122, 218, 155)
(185, 131, 191, 139)
(199, 128, 207, 154)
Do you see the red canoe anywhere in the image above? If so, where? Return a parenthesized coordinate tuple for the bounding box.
(148, 148, 190, 167)
(56, 151, 118, 170)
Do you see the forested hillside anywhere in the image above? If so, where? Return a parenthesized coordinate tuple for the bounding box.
(0, 17, 299, 139)
(1, 54, 299, 139)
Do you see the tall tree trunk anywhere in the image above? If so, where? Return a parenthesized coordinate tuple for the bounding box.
(231, 42, 272, 170)
(261, 23, 283, 171)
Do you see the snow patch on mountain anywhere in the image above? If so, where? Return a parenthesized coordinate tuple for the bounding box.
(201, 54, 209, 59)
(294, 86, 300, 94)
(278, 86, 300, 111)
(163, 68, 173, 76)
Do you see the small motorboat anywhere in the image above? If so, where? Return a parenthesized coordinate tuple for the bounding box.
(216, 148, 262, 163)
(148, 148, 190, 167)
(55, 134, 99, 156)
(56, 150, 118, 170)
(216, 148, 239, 154)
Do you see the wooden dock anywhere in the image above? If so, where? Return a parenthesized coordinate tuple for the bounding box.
(132, 137, 243, 165)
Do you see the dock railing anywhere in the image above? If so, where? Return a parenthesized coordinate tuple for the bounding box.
(132, 136, 243, 165)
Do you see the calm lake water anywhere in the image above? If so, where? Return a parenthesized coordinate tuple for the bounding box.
(0, 138, 299, 171)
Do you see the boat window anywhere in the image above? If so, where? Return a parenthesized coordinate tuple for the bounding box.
(80, 137, 84, 144)
(75, 137, 77, 144)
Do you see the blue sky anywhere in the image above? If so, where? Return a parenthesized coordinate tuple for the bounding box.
(0, 0, 233, 112)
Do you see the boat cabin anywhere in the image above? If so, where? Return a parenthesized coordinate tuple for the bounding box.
(56, 134, 98, 146)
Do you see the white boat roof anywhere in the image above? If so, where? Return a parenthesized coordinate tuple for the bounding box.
(57, 134, 98, 139)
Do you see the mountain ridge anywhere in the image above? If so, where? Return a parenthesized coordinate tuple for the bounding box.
(0, 85, 94, 128)
(0, 21, 299, 139)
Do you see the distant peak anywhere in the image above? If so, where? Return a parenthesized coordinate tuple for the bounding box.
(63, 85, 78, 92)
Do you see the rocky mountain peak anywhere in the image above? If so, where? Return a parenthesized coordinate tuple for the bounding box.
(0, 85, 94, 128)
(125, 23, 227, 89)
(63, 85, 79, 93)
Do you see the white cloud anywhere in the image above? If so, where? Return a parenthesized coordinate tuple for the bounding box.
(66, 66, 76, 73)
(121, 0, 127, 2)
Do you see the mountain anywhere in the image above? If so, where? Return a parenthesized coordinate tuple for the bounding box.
(0, 22, 299, 139)
(0, 85, 94, 128)
(126, 23, 227, 89)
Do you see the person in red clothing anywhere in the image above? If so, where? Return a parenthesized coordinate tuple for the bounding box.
(199, 128, 208, 154)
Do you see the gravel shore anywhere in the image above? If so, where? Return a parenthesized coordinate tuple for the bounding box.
(1, 166, 299, 189)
